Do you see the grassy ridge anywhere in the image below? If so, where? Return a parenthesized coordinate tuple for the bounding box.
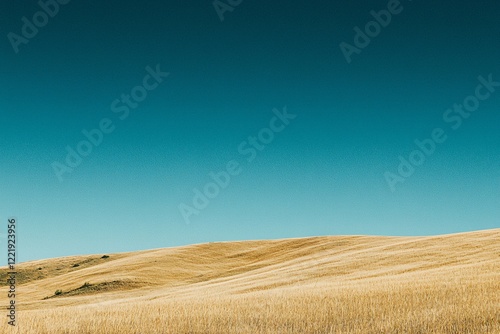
(1, 229, 499, 333)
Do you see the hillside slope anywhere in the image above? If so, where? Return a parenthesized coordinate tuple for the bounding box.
(1, 229, 499, 333)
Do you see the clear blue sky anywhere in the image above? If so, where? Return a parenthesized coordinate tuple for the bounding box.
(1, 0, 499, 263)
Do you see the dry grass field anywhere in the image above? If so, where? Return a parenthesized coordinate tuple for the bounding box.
(1, 229, 499, 333)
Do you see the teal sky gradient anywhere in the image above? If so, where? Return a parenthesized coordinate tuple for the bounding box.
(1, 0, 499, 263)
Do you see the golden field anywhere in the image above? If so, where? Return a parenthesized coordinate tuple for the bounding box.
(1, 229, 499, 333)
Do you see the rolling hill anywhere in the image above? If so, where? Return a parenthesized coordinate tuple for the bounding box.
(1, 228, 499, 333)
